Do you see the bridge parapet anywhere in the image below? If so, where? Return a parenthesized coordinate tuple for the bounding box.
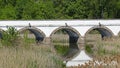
(0, 20, 119, 43)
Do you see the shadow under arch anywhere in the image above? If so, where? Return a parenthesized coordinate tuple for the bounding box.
(117, 31, 120, 37)
(50, 26, 81, 45)
(85, 25, 114, 39)
(18, 26, 46, 42)
(0, 29, 4, 39)
(50, 26, 81, 59)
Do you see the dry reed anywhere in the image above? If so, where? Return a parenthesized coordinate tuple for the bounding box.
(0, 45, 64, 68)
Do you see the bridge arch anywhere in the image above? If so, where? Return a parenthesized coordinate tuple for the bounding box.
(50, 26, 81, 43)
(18, 26, 46, 42)
(84, 25, 114, 59)
(50, 26, 82, 59)
(0, 29, 4, 39)
(117, 31, 120, 37)
(85, 25, 114, 39)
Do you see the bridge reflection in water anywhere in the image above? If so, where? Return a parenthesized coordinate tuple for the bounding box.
(50, 28, 80, 60)
(17, 26, 115, 67)
(0, 20, 120, 67)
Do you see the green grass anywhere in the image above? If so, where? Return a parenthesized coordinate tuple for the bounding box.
(85, 34, 120, 57)
(85, 44, 93, 54)
(54, 44, 69, 56)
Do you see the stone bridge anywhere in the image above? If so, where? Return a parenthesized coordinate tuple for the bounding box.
(0, 20, 120, 66)
(0, 20, 120, 47)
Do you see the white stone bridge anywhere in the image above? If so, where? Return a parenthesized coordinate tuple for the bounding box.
(0, 20, 120, 44)
(0, 20, 120, 66)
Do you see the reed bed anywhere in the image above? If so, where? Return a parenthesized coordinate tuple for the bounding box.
(85, 34, 120, 56)
(68, 55, 120, 68)
(0, 45, 64, 68)
(72, 34, 120, 68)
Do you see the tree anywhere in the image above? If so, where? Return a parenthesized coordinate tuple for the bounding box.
(0, 0, 120, 19)
(0, 4, 17, 20)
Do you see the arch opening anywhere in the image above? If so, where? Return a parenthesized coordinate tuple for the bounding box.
(50, 26, 80, 60)
(116, 31, 120, 42)
(85, 26, 114, 57)
(85, 26, 114, 39)
(19, 27, 45, 43)
(0, 29, 4, 39)
(117, 31, 120, 37)
(0, 32, 2, 39)
(28, 29, 44, 42)
(94, 28, 112, 39)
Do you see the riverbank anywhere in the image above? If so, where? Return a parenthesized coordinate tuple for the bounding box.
(0, 45, 65, 68)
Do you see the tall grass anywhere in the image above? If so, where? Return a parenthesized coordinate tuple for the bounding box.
(65, 31, 120, 67)
(85, 34, 120, 57)
(69, 33, 120, 68)
(0, 46, 65, 68)
(0, 26, 65, 68)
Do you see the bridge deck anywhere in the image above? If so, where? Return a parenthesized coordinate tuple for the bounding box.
(0, 20, 120, 27)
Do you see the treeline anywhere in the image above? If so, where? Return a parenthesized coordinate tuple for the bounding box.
(0, 0, 120, 20)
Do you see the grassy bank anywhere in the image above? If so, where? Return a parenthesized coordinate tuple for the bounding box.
(0, 27, 65, 68)
(68, 33, 120, 68)
(0, 45, 65, 68)
(1, 26, 120, 68)
(85, 34, 120, 57)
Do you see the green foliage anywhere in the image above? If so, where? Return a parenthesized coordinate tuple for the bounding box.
(1, 26, 19, 46)
(85, 44, 93, 54)
(21, 30, 36, 48)
(0, 4, 17, 19)
(54, 44, 69, 56)
(0, 0, 120, 19)
(23, 30, 35, 44)
(98, 48, 106, 56)
(97, 45, 107, 56)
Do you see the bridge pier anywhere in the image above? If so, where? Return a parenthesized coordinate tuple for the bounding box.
(66, 37, 92, 67)
(43, 37, 51, 45)
(78, 37, 85, 50)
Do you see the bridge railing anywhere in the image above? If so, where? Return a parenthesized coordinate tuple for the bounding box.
(0, 24, 120, 27)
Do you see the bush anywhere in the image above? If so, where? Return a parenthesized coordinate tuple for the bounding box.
(1, 26, 19, 46)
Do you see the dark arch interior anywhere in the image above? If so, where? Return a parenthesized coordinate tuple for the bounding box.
(0, 32, 2, 39)
(20, 29, 45, 42)
(0, 30, 3, 39)
(28, 29, 44, 42)
(93, 28, 112, 38)
(62, 29, 79, 48)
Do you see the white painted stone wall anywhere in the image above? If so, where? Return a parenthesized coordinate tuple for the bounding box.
(0, 20, 120, 37)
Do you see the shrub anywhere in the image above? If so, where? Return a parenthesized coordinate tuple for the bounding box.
(1, 26, 19, 46)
